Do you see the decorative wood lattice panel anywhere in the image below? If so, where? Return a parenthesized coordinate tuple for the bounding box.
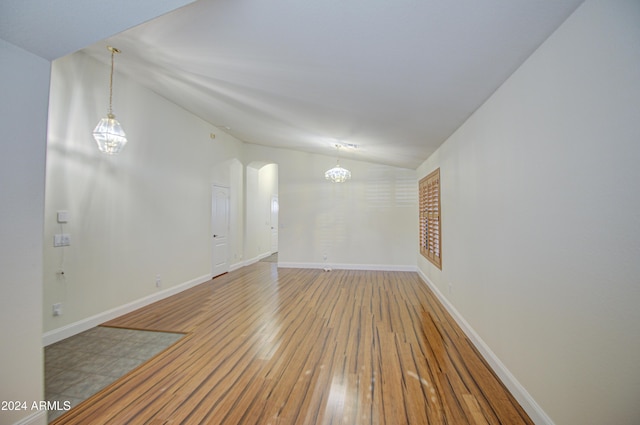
(420, 168, 441, 269)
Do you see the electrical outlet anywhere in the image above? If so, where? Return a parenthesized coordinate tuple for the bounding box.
(155, 274, 162, 288)
(53, 303, 62, 316)
(53, 234, 71, 247)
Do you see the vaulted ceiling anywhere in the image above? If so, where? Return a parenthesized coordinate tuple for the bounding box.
(3, 0, 584, 169)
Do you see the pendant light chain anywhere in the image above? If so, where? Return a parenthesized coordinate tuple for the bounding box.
(108, 48, 114, 116)
(107, 46, 120, 118)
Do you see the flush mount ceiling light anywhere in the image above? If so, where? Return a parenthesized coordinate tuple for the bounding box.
(325, 144, 352, 183)
(93, 46, 128, 155)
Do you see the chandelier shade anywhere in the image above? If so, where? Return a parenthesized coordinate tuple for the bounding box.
(93, 114, 127, 154)
(93, 46, 128, 154)
(325, 161, 351, 183)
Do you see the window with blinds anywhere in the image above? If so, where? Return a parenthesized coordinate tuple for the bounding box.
(419, 168, 442, 269)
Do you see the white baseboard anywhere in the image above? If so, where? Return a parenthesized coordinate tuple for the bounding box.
(245, 252, 272, 266)
(12, 410, 47, 425)
(229, 261, 244, 272)
(417, 269, 554, 425)
(42, 274, 212, 347)
(278, 262, 417, 272)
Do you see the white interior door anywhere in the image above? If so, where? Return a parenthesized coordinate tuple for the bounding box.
(212, 185, 230, 277)
(270, 195, 279, 253)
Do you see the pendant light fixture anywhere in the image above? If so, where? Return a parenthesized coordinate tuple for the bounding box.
(325, 144, 352, 183)
(93, 46, 128, 154)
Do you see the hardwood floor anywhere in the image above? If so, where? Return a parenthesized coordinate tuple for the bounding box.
(51, 263, 532, 424)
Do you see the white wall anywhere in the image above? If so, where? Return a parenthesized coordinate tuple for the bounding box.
(417, 1, 640, 424)
(259, 164, 278, 255)
(244, 162, 278, 263)
(245, 165, 261, 262)
(0, 39, 49, 425)
(44, 51, 246, 338)
(245, 144, 417, 270)
(43, 48, 418, 345)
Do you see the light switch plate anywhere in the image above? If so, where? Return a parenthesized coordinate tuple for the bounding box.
(57, 210, 69, 223)
(54, 234, 71, 247)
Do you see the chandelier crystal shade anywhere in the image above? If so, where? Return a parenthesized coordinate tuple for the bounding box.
(325, 160, 351, 183)
(93, 46, 128, 154)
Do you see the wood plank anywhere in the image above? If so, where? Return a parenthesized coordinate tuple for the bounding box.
(51, 263, 533, 425)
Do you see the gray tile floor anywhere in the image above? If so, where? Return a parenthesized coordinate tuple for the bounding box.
(45, 326, 184, 422)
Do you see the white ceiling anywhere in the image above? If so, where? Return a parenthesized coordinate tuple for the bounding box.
(5, 0, 584, 169)
(0, 0, 197, 60)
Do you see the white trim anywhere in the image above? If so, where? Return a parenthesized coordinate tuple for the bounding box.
(229, 261, 244, 272)
(240, 252, 272, 268)
(42, 274, 211, 347)
(12, 410, 47, 425)
(278, 262, 417, 272)
(256, 251, 273, 262)
(243, 256, 260, 266)
(228, 250, 272, 271)
(417, 269, 554, 425)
